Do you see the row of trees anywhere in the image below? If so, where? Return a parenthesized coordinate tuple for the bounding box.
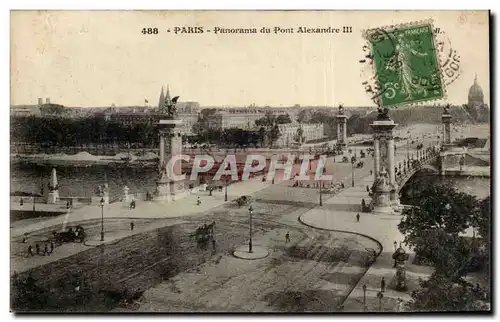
(398, 183, 490, 311)
(11, 116, 160, 147)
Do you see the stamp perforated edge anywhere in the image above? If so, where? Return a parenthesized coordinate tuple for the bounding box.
(360, 19, 448, 108)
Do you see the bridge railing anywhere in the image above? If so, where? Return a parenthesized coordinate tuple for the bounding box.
(395, 149, 439, 185)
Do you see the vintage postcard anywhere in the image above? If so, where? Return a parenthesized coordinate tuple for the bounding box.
(10, 10, 491, 313)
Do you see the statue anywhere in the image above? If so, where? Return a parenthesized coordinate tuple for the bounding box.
(166, 96, 180, 117)
(374, 167, 390, 188)
(97, 185, 103, 196)
(376, 107, 391, 120)
(338, 104, 345, 115)
(443, 104, 451, 115)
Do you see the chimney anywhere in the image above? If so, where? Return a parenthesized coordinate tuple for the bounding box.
(46, 98, 50, 104)
(38, 98, 43, 106)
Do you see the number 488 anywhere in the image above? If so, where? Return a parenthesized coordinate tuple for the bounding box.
(142, 28, 159, 35)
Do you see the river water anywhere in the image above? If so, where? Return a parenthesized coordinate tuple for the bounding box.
(10, 163, 160, 199)
(11, 162, 491, 201)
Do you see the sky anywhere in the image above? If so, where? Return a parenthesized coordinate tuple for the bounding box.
(10, 10, 490, 108)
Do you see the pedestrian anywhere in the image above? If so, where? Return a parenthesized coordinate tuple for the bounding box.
(20, 198, 24, 206)
(370, 170, 373, 175)
(130, 222, 134, 231)
(66, 201, 70, 209)
(35, 243, 40, 255)
(197, 197, 201, 206)
(366, 185, 370, 192)
(381, 277, 386, 292)
(356, 213, 360, 222)
(44, 243, 49, 256)
(285, 232, 290, 243)
(27, 245, 34, 257)
(50, 241, 54, 254)
(22, 233, 27, 243)
(212, 238, 216, 251)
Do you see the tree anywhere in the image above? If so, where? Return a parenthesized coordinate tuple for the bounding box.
(407, 273, 490, 312)
(276, 114, 292, 124)
(255, 111, 281, 148)
(398, 183, 480, 280)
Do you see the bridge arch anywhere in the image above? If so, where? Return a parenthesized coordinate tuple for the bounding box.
(397, 165, 440, 193)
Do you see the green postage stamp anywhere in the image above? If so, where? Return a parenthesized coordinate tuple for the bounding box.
(365, 22, 443, 107)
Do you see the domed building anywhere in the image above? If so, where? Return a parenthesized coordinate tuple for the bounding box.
(466, 75, 489, 123)
(468, 74, 484, 109)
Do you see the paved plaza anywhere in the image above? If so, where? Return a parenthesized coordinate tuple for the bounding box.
(10, 140, 438, 312)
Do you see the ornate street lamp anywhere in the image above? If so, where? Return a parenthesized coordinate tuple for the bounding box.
(393, 241, 398, 268)
(224, 178, 228, 202)
(362, 284, 367, 311)
(406, 139, 410, 160)
(377, 291, 384, 312)
(351, 156, 356, 187)
(248, 205, 253, 253)
(100, 197, 105, 241)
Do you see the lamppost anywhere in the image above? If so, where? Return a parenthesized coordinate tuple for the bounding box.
(248, 205, 253, 253)
(377, 291, 384, 312)
(362, 284, 367, 311)
(100, 197, 105, 242)
(224, 178, 228, 202)
(319, 167, 326, 206)
(319, 181, 323, 206)
(406, 139, 410, 161)
(393, 241, 398, 268)
(351, 156, 356, 187)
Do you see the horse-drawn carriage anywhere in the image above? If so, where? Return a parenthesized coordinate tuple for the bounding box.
(52, 226, 86, 245)
(191, 222, 215, 250)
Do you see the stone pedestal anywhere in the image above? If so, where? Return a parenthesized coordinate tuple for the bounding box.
(154, 179, 172, 202)
(371, 169, 393, 215)
(155, 118, 187, 203)
(47, 190, 59, 204)
(122, 185, 132, 203)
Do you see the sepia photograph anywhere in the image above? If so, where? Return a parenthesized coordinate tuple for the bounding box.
(9, 10, 491, 313)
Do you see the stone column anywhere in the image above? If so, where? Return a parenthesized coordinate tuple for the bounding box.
(169, 131, 184, 199)
(442, 113, 452, 145)
(370, 116, 398, 214)
(373, 139, 380, 178)
(155, 118, 186, 202)
(47, 168, 59, 204)
(335, 114, 348, 152)
(388, 137, 396, 184)
(342, 119, 347, 144)
(159, 133, 165, 167)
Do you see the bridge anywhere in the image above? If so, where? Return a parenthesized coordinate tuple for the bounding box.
(395, 146, 440, 193)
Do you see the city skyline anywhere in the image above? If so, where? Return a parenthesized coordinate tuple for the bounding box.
(11, 11, 489, 108)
